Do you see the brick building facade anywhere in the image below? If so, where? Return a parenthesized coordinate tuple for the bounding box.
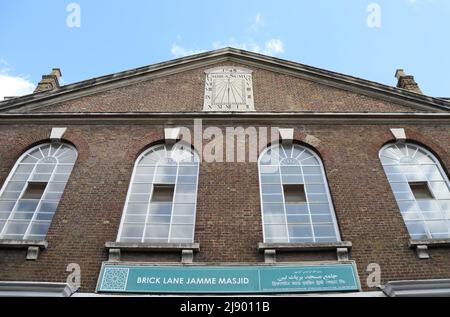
(0, 48, 449, 296)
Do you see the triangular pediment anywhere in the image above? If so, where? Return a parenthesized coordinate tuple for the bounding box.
(1, 48, 449, 114)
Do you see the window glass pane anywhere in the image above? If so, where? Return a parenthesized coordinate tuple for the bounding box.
(264, 225, 288, 240)
(0, 212, 11, 220)
(149, 203, 172, 215)
(175, 184, 197, 195)
(28, 222, 51, 235)
(259, 144, 339, 243)
(380, 143, 450, 240)
(145, 225, 169, 239)
(1, 192, 21, 200)
(38, 201, 58, 213)
(302, 166, 322, 174)
(154, 174, 176, 184)
(124, 214, 146, 223)
(12, 212, 34, 220)
(5, 182, 26, 192)
(261, 175, 281, 184)
(311, 214, 333, 223)
(35, 213, 55, 221)
(129, 193, 150, 202)
(135, 166, 155, 175)
(172, 215, 194, 224)
(262, 194, 283, 203)
(35, 164, 56, 174)
(172, 204, 195, 216)
(303, 175, 324, 184)
(0, 143, 76, 240)
(5, 221, 29, 235)
(178, 175, 198, 184)
(313, 224, 336, 238)
(260, 166, 279, 174)
(286, 215, 309, 224)
(15, 164, 34, 173)
(131, 183, 152, 194)
(261, 184, 283, 194)
(47, 183, 66, 193)
(288, 225, 312, 238)
(282, 175, 303, 184)
(126, 203, 148, 214)
(264, 214, 285, 224)
(174, 194, 196, 204)
(118, 144, 199, 242)
(280, 166, 301, 175)
(306, 193, 328, 203)
(179, 166, 198, 175)
(285, 203, 309, 215)
(263, 204, 285, 214)
(16, 200, 40, 212)
(147, 215, 171, 224)
(121, 224, 144, 238)
(305, 184, 326, 194)
(43, 192, 63, 200)
(170, 225, 193, 239)
(0, 201, 16, 211)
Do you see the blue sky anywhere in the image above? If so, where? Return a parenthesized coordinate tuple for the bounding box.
(1, 0, 449, 100)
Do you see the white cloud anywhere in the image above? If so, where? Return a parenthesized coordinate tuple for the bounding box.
(263, 39, 284, 55)
(171, 13, 284, 58)
(171, 38, 284, 58)
(171, 44, 206, 58)
(0, 60, 35, 100)
(249, 13, 265, 33)
(213, 38, 284, 56)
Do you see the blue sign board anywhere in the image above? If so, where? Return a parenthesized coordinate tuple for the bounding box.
(97, 263, 359, 294)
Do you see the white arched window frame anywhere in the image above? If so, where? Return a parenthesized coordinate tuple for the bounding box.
(0, 142, 77, 241)
(379, 142, 450, 240)
(117, 142, 200, 243)
(258, 143, 341, 243)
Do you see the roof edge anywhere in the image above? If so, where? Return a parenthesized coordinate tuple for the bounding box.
(0, 47, 448, 113)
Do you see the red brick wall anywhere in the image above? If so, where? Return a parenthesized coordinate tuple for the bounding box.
(0, 123, 449, 292)
(14, 61, 425, 114)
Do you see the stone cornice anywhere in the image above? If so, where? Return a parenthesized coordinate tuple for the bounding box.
(0, 48, 448, 113)
(0, 112, 449, 125)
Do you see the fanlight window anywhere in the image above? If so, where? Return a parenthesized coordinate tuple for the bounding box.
(380, 143, 450, 240)
(118, 143, 200, 243)
(259, 144, 341, 243)
(0, 143, 77, 240)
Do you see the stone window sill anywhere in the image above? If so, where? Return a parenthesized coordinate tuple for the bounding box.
(409, 239, 450, 259)
(257, 241, 352, 263)
(104, 242, 200, 263)
(0, 240, 48, 260)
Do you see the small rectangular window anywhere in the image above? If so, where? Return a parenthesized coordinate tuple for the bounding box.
(283, 184, 306, 203)
(409, 182, 434, 200)
(22, 182, 47, 199)
(151, 184, 175, 202)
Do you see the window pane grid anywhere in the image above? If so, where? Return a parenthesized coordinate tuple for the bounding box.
(259, 144, 340, 244)
(380, 143, 450, 240)
(118, 144, 199, 243)
(0, 143, 76, 240)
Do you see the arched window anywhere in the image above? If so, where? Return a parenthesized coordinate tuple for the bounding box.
(118, 143, 200, 243)
(258, 143, 341, 243)
(0, 142, 77, 240)
(380, 142, 450, 240)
